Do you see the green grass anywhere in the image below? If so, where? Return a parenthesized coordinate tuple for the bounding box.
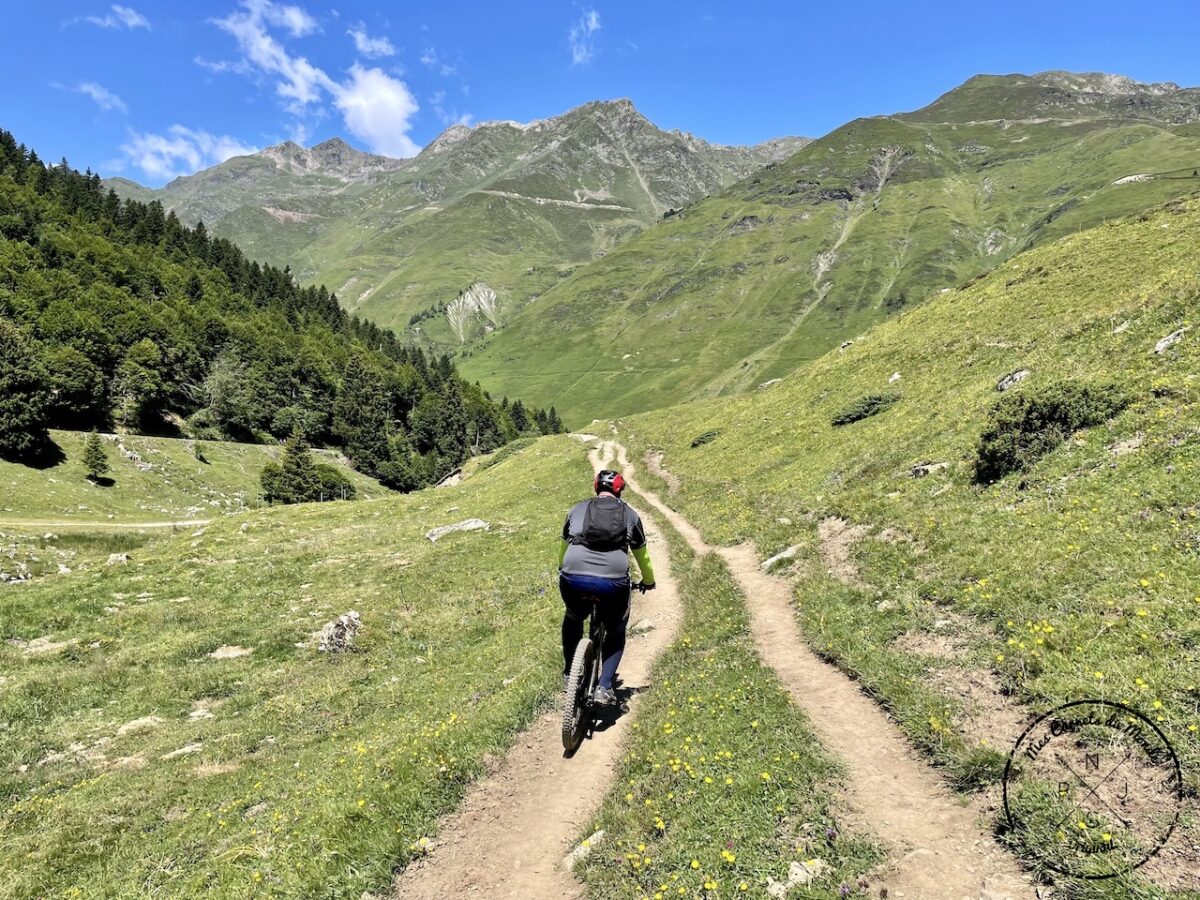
(0, 436, 589, 899)
(0, 528, 157, 583)
(0, 431, 384, 527)
(462, 113, 1200, 423)
(618, 196, 1200, 896)
(576, 504, 881, 899)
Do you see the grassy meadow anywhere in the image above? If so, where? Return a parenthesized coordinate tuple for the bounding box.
(462, 116, 1200, 423)
(620, 196, 1200, 895)
(0, 430, 384, 527)
(0, 437, 585, 898)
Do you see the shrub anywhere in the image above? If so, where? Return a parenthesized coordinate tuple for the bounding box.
(973, 381, 1130, 483)
(690, 430, 721, 448)
(830, 392, 900, 426)
(315, 463, 356, 500)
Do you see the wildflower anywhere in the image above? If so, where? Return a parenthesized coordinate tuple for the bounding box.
(691, 859, 701, 869)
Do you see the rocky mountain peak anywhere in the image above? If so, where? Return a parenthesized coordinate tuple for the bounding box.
(256, 137, 404, 179)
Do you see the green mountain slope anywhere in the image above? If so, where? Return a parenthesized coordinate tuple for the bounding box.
(460, 72, 1200, 422)
(1, 129, 559, 495)
(114, 101, 806, 338)
(619, 194, 1200, 894)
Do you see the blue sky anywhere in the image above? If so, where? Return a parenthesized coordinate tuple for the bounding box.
(3, 1, 1199, 186)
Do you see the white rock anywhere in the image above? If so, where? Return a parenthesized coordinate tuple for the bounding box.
(911, 461, 950, 478)
(632, 619, 655, 634)
(761, 545, 800, 571)
(106, 553, 130, 566)
(317, 611, 362, 653)
(209, 645, 254, 659)
(1154, 328, 1186, 354)
(997, 369, 1030, 392)
(425, 519, 491, 542)
(161, 742, 202, 760)
(758, 378, 782, 389)
(787, 858, 830, 886)
(565, 830, 606, 868)
(117, 715, 164, 736)
(888, 371, 902, 384)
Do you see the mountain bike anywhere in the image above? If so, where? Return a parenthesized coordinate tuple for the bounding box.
(562, 581, 650, 753)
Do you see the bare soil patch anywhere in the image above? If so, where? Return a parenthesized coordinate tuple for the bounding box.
(817, 517, 870, 585)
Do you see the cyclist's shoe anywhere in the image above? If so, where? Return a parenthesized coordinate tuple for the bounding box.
(594, 685, 619, 706)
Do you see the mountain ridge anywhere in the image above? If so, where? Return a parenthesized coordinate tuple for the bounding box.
(109, 97, 808, 338)
(456, 71, 1200, 421)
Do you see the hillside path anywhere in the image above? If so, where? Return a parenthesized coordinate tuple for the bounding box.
(390, 441, 683, 899)
(0, 518, 211, 531)
(614, 442, 1035, 900)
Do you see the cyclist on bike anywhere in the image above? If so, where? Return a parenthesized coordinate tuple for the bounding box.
(558, 469, 655, 705)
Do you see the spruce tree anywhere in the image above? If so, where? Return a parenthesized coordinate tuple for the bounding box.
(82, 430, 110, 482)
(332, 356, 391, 475)
(261, 432, 321, 504)
(510, 399, 529, 433)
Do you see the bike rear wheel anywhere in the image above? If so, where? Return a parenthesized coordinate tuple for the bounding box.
(562, 636, 597, 752)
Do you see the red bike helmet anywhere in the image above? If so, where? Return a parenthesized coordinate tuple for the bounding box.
(594, 469, 626, 496)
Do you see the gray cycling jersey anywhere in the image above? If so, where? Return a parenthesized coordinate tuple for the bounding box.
(561, 497, 647, 579)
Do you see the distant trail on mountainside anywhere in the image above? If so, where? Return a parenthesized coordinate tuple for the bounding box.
(613, 442, 1034, 900)
(390, 441, 683, 899)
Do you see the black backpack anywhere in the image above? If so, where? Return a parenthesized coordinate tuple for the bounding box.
(579, 496, 629, 552)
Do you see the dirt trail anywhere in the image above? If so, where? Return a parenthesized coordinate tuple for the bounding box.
(614, 443, 1034, 900)
(0, 518, 211, 531)
(391, 441, 682, 899)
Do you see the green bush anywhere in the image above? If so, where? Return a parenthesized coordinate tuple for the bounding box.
(973, 381, 1130, 483)
(314, 462, 356, 500)
(690, 429, 721, 447)
(830, 392, 900, 426)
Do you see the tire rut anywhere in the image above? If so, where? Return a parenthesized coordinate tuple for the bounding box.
(390, 441, 683, 899)
(613, 442, 1035, 900)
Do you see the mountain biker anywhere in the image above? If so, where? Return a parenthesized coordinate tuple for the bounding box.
(558, 469, 655, 705)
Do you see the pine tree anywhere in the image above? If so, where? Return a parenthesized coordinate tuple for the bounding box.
(332, 356, 392, 475)
(82, 430, 110, 482)
(0, 320, 51, 459)
(436, 379, 470, 462)
(260, 431, 321, 504)
(510, 399, 529, 433)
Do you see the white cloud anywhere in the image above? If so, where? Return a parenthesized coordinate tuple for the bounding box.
(261, 1, 318, 37)
(80, 4, 150, 29)
(335, 64, 420, 157)
(214, 1, 335, 112)
(348, 23, 395, 59)
(120, 125, 257, 181)
(193, 55, 252, 75)
(429, 91, 473, 128)
(77, 82, 128, 113)
(210, 1, 421, 157)
(568, 8, 601, 66)
(419, 46, 457, 77)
